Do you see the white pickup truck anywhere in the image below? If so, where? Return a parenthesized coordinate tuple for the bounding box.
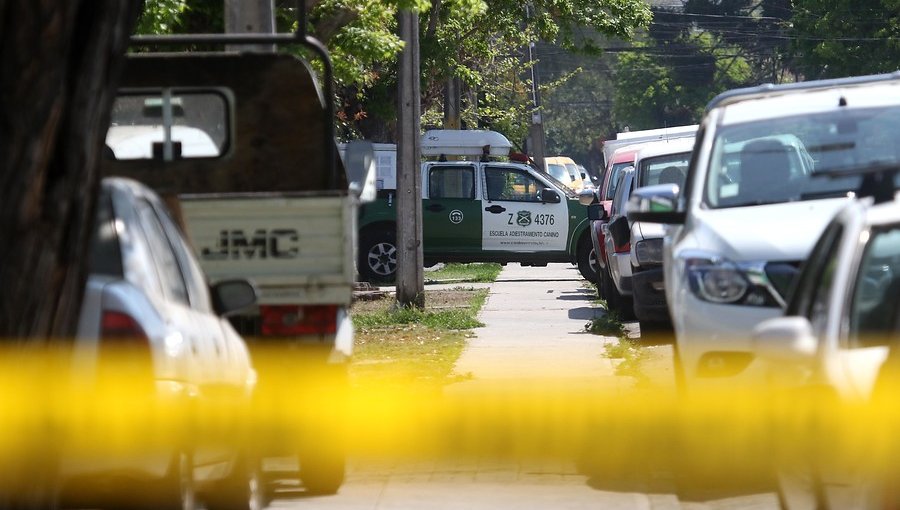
(102, 51, 374, 495)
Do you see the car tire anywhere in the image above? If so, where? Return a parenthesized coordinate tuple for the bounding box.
(158, 451, 196, 510)
(576, 236, 598, 283)
(204, 455, 265, 510)
(359, 228, 397, 283)
(603, 267, 635, 320)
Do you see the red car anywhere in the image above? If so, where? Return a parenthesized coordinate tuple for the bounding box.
(587, 147, 639, 297)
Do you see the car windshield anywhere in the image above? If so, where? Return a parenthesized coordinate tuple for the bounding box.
(540, 170, 577, 198)
(605, 161, 633, 200)
(637, 152, 690, 188)
(705, 106, 900, 208)
(547, 163, 571, 184)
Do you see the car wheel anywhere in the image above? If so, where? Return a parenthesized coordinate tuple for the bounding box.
(359, 228, 397, 283)
(576, 236, 598, 282)
(158, 451, 196, 510)
(205, 455, 265, 510)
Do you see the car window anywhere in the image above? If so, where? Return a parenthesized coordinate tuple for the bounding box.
(429, 166, 475, 199)
(484, 167, 543, 202)
(135, 199, 190, 306)
(848, 226, 900, 348)
(807, 225, 845, 336)
(151, 200, 214, 314)
(88, 187, 123, 277)
(637, 152, 690, 188)
(604, 162, 632, 201)
(610, 170, 634, 217)
(107, 90, 229, 161)
(705, 106, 900, 209)
(787, 221, 844, 317)
(546, 164, 570, 185)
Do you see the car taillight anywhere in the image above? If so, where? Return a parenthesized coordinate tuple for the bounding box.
(101, 311, 149, 343)
(614, 241, 631, 254)
(260, 305, 338, 336)
(99, 310, 153, 382)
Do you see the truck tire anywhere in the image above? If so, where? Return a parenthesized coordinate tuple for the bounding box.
(576, 236, 598, 283)
(359, 229, 397, 283)
(300, 452, 345, 495)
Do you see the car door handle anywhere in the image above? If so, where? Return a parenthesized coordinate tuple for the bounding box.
(426, 204, 445, 212)
(485, 205, 506, 214)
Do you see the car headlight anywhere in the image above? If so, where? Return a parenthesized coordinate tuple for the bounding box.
(634, 238, 664, 266)
(682, 253, 782, 307)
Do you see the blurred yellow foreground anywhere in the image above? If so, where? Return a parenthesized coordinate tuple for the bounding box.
(2, 344, 900, 503)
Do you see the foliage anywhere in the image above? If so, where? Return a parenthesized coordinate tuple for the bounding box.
(135, 0, 188, 34)
(425, 263, 502, 283)
(791, 0, 900, 79)
(612, 31, 752, 130)
(350, 288, 487, 387)
(585, 311, 627, 337)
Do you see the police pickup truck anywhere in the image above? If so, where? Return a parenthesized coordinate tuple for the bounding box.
(357, 130, 595, 283)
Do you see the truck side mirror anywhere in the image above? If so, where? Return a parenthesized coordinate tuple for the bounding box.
(344, 140, 377, 203)
(587, 203, 607, 221)
(540, 188, 561, 204)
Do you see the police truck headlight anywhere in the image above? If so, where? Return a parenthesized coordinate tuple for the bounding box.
(682, 252, 782, 307)
(634, 238, 664, 266)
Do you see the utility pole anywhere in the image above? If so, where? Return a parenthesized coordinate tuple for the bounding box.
(444, 77, 461, 129)
(224, 0, 276, 52)
(396, 9, 425, 309)
(524, 6, 546, 170)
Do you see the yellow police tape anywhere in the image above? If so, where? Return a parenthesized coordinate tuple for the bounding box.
(0, 344, 899, 503)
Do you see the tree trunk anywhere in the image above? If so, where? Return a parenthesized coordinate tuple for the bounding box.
(0, 0, 143, 342)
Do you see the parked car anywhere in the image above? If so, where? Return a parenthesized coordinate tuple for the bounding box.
(602, 167, 636, 317)
(545, 156, 587, 192)
(752, 166, 900, 509)
(627, 72, 900, 387)
(628, 138, 694, 329)
(580, 146, 641, 298)
(62, 177, 260, 510)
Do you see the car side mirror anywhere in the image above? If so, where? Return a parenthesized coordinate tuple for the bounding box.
(211, 279, 258, 317)
(753, 316, 818, 365)
(343, 140, 377, 203)
(578, 188, 598, 206)
(608, 215, 630, 248)
(626, 184, 685, 224)
(587, 203, 607, 221)
(541, 188, 561, 204)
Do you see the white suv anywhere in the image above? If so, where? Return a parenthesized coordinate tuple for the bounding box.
(627, 73, 900, 385)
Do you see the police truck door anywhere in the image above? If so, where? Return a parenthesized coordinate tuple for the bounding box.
(481, 166, 567, 252)
(422, 163, 482, 254)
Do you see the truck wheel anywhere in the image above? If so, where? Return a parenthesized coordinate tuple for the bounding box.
(359, 229, 397, 282)
(300, 452, 346, 495)
(576, 236, 598, 283)
(603, 267, 635, 320)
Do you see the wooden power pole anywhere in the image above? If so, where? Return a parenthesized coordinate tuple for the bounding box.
(396, 9, 425, 309)
(224, 0, 275, 51)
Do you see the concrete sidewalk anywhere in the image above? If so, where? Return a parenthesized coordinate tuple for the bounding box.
(451, 263, 620, 384)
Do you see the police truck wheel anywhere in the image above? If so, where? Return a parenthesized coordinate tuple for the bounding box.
(576, 237, 598, 283)
(359, 229, 397, 283)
